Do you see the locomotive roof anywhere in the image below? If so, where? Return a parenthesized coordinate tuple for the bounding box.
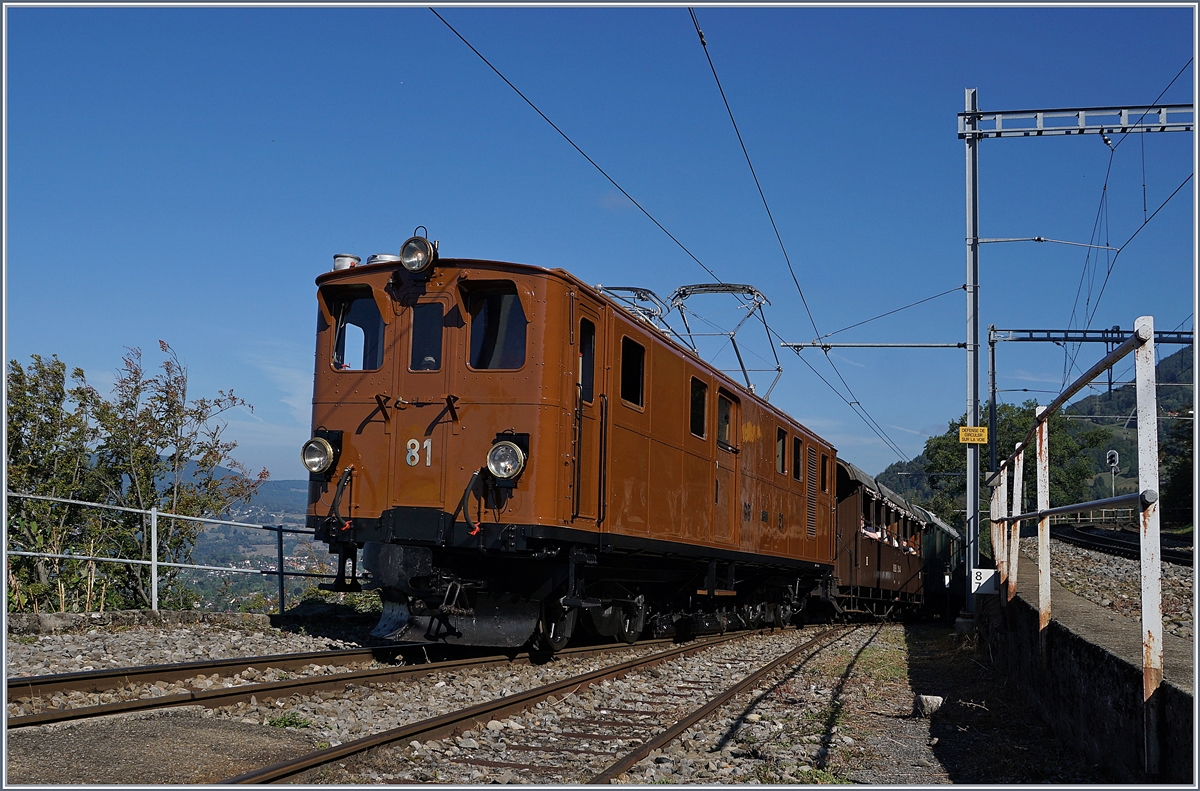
(316, 256, 836, 450)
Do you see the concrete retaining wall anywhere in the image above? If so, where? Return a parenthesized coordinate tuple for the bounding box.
(977, 593, 1193, 783)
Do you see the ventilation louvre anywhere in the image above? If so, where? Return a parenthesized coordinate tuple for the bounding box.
(806, 447, 818, 539)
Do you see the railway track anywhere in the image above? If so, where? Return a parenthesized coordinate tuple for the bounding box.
(222, 625, 850, 784)
(5, 636, 690, 729)
(1050, 525, 1193, 567)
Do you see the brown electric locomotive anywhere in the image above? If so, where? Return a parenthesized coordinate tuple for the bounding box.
(303, 233, 946, 649)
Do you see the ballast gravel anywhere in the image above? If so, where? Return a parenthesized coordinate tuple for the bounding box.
(6, 623, 370, 718)
(6, 623, 362, 678)
(289, 627, 823, 785)
(1020, 536, 1194, 638)
(5, 618, 1119, 784)
(302, 625, 1112, 785)
(208, 641, 673, 749)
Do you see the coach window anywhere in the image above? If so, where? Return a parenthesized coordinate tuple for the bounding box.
(821, 453, 829, 492)
(717, 394, 734, 450)
(409, 303, 443, 371)
(776, 429, 787, 474)
(690, 378, 707, 438)
(620, 337, 645, 407)
(579, 318, 596, 403)
(328, 287, 385, 371)
(466, 282, 527, 369)
(792, 437, 802, 481)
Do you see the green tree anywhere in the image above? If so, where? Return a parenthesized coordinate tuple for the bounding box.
(921, 401, 1111, 548)
(1158, 405, 1193, 528)
(6, 355, 105, 611)
(7, 343, 269, 613)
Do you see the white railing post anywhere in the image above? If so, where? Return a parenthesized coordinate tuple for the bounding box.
(1035, 406, 1051, 665)
(1133, 315, 1163, 777)
(1008, 446, 1024, 602)
(997, 460, 1009, 587)
(150, 507, 159, 612)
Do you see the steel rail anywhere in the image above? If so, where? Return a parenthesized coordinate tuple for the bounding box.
(221, 631, 759, 784)
(6, 638, 682, 730)
(7, 645, 410, 699)
(1050, 526, 1193, 567)
(587, 626, 850, 784)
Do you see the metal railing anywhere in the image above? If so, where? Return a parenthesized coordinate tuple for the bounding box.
(1049, 509, 1136, 526)
(5, 493, 350, 614)
(986, 315, 1165, 776)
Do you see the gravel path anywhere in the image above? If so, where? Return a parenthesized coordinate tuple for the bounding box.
(1019, 536, 1194, 638)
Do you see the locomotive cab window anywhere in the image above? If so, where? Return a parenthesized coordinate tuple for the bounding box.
(410, 302, 443, 371)
(327, 287, 385, 371)
(620, 337, 645, 407)
(689, 378, 707, 438)
(792, 437, 802, 481)
(579, 318, 596, 403)
(466, 282, 527, 370)
(776, 429, 787, 474)
(716, 393, 735, 450)
(821, 453, 829, 492)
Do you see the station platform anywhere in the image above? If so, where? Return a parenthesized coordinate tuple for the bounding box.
(1011, 551, 1193, 695)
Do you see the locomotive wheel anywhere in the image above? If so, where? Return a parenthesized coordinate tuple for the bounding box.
(537, 596, 578, 653)
(747, 602, 767, 627)
(778, 602, 794, 626)
(615, 596, 646, 644)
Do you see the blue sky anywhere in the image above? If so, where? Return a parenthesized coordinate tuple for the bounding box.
(5, 5, 1195, 480)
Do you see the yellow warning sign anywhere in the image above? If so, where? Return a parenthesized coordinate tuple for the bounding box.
(959, 426, 989, 444)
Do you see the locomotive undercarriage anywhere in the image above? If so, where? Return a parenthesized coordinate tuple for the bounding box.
(317, 513, 828, 650)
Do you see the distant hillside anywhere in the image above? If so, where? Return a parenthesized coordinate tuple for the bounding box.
(1067, 345, 1192, 418)
(876, 345, 1192, 507)
(875, 453, 933, 501)
(248, 480, 309, 515)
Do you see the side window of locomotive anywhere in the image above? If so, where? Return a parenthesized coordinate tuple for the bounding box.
(410, 303, 443, 371)
(792, 437, 802, 481)
(716, 394, 734, 449)
(328, 288, 385, 371)
(579, 318, 596, 403)
(776, 429, 787, 474)
(467, 283, 527, 369)
(689, 378, 707, 438)
(821, 453, 829, 492)
(620, 337, 645, 407)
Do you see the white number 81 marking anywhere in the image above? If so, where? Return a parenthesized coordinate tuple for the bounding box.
(406, 438, 432, 467)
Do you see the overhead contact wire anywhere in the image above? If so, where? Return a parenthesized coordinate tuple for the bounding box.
(436, 8, 909, 462)
(429, 8, 724, 285)
(1061, 58, 1193, 385)
(816, 285, 966, 342)
(688, 8, 819, 340)
(689, 7, 908, 462)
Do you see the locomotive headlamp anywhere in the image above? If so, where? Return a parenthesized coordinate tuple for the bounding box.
(399, 236, 437, 273)
(302, 437, 336, 474)
(486, 440, 526, 479)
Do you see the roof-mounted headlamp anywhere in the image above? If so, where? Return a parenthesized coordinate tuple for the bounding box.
(399, 230, 438, 274)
